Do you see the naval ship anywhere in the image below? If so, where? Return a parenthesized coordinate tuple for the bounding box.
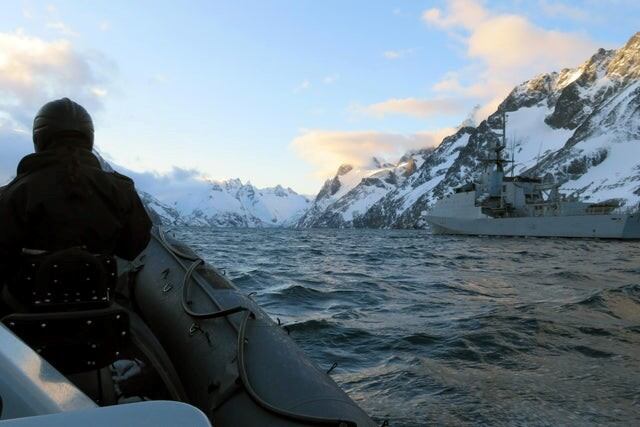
(426, 116, 640, 239)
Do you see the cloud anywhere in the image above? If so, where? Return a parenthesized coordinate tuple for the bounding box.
(294, 79, 311, 93)
(539, 0, 589, 21)
(432, 72, 466, 92)
(46, 21, 79, 37)
(0, 30, 113, 128)
(354, 97, 464, 118)
(422, 0, 488, 29)
(151, 73, 169, 84)
(423, 0, 599, 120)
(111, 164, 213, 202)
(291, 128, 454, 177)
(99, 20, 111, 32)
(383, 48, 417, 60)
(91, 87, 108, 97)
(323, 74, 339, 84)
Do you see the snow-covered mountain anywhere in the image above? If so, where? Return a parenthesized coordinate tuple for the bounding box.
(93, 153, 310, 228)
(296, 153, 432, 227)
(297, 32, 640, 228)
(139, 179, 310, 227)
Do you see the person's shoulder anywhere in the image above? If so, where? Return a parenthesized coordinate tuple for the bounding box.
(104, 170, 139, 195)
(0, 170, 31, 197)
(0, 173, 30, 207)
(108, 170, 135, 184)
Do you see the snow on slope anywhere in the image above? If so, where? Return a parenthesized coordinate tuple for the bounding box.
(298, 32, 640, 228)
(297, 153, 430, 227)
(506, 105, 575, 174)
(566, 134, 640, 202)
(140, 178, 310, 227)
(91, 154, 311, 227)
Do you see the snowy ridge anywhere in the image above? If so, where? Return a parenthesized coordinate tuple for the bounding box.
(140, 179, 310, 227)
(90, 152, 310, 228)
(296, 151, 431, 227)
(298, 32, 640, 228)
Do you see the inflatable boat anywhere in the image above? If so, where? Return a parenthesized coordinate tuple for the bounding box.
(0, 227, 376, 426)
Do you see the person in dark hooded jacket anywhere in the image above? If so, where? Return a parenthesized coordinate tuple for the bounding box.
(0, 98, 151, 304)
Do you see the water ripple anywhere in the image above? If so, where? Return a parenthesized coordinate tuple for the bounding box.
(172, 227, 640, 426)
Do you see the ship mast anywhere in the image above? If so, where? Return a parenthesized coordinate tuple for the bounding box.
(493, 110, 508, 173)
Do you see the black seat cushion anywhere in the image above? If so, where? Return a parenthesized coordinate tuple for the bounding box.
(2, 306, 130, 374)
(10, 248, 117, 311)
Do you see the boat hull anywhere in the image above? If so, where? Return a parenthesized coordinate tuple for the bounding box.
(426, 213, 640, 239)
(128, 227, 375, 426)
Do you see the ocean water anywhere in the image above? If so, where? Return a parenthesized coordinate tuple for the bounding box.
(172, 227, 640, 426)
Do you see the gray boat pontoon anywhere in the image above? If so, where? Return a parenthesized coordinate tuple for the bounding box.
(0, 227, 376, 426)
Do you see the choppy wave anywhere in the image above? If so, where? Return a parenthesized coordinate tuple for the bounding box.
(173, 227, 640, 426)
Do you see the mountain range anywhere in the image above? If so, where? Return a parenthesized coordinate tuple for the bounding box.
(140, 179, 310, 228)
(143, 32, 640, 228)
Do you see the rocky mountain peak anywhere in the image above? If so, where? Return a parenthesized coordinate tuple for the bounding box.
(314, 163, 357, 202)
(501, 72, 558, 111)
(607, 31, 640, 79)
(298, 32, 640, 229)
(582, 48, 615, 79)
(371, 157, 395, 169)
(336, 164, 353, 176)
(403, 158, 417, 177)
(273, 185, 288, 197)
(224, 178, 244, 190)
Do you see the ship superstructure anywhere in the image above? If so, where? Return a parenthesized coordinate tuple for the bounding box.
(426, 113, 640, 239)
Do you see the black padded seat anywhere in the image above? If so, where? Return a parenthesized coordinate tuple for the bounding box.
(2, 305, 130, 375)
(11, 248, 117, 312)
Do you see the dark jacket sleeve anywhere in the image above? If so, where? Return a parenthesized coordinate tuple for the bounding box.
(114, 181, 152, 261)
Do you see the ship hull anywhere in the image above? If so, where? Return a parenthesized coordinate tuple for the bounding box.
(426, 213, 640, 239)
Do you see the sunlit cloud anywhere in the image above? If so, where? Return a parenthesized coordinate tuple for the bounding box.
(291, 128, 454, 177)
(91, 87, 108, 97)
(0, 29, 114, 183)
(0, 30, 113, 127)
(422, 0, 488, 29)
(353, 97, 464, 119)
(423, 0, 599, 120)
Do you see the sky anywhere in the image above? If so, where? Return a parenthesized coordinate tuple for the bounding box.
(0, 1, 638, 194)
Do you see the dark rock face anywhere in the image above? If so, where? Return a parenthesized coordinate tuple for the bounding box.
(316, 176, 341, 201)
(337, 164, 353, 176)
(139, 191, 185, 226)
(298, 32, 640, 228)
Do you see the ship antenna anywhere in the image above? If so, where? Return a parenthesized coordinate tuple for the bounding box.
(536, 141, 543, 173)
(511, 137, 515, 177)
(501, 111, 515, 177)
(502, 110, 506, 149)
